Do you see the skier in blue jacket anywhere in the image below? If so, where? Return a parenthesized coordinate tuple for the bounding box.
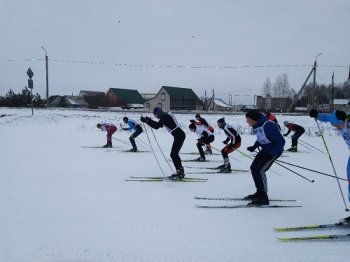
(245, 110, 285, 205)
(309, 109, 350, 223)
(122, 117, 143, 152)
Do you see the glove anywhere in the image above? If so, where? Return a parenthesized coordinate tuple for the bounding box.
(190, 119, 196, 124)
(247, 146, 256, 152)
(309, 109, 318, 118)
(140, 116, 147, 123)
(223, 140, 228, 145)
(283, 134, 288, 137)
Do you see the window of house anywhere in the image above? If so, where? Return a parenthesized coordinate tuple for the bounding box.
(161, 93, 165, 101)
(158, 103, 162, 109)
(145, 103, 150, 109)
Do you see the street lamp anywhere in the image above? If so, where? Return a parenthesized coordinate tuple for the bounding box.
(41, 46, 49, 107)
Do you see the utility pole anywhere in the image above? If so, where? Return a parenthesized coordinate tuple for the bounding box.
(313, 53, 322, 109)
(212, 89, 215, 111)
(331, 72, 334, 112)
(41, 47, 49, 107)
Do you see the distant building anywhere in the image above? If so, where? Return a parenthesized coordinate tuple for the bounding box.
(50, 95, 89, 108)
(332, 99, 350, 111)
(79, 90, 105, 109)
(144, 86, 203, 111)
(256, 96, 292, 112)
(105, 88, 144, 109)
(205, 98, 232, 111)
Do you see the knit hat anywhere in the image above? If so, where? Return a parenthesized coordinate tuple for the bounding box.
(245, 110, 261, 121)
(123, 117, 128, 123)
(217, 118, 225, 125)
(283, 121, 289, 126)
(189, 123, 196, 130)
(195, 114, 200, 119)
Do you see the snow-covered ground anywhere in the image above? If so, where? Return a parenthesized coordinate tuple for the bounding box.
(0, 108, 348, 262)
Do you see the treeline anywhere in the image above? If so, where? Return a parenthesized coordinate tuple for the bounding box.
(262, 74, 350, 107)
(0, 87, 45, 107)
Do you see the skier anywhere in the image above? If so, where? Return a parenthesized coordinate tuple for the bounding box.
(121, 117, 143, 152)
(245, 110, 285, 205)
(188, 122, 215, 161)
(140, 107, 186, 180)
(190, 114, 214, 154)
(96, 122, 117, 148)
(283, 121, 305, 152)
(309, 109, 350, 223)
(216, 118, 241, 173)
(265, 111, 281, 130)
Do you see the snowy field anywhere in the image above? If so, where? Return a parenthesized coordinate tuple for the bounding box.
(0, 108, 349, 262)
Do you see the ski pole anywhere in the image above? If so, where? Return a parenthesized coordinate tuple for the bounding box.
(148, 127, 175, 173)
(238, 149, 315, 183)
(298, 138, 326, 154)
(141, 123, 168, 178)
(276, 159, 347, 181)
(314, 119, 349, 211)
(112, 137, 130, 146)
(211, 145, 242, 162)
(285, 136, 313, 151)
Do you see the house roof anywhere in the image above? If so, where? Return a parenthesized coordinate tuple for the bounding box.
(333, 99, 350, 105)
(161, 86, 203, 105)
(79, 90, 105, 97)
(109, 88, 144, 104)
(65, 96, 89, 106)
(214, 98, 230, 108)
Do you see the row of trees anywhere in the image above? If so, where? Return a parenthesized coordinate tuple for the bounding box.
(261, 73, 350, 107)
(0, 87, 45, 107)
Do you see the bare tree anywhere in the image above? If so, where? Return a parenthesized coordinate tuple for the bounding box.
(262, 77, 272, 97)
(273, 73, 290, 98)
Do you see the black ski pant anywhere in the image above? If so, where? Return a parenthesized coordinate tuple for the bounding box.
(291, 128, 305, 147)
(197, 135, 214, 158)
(170, 128, 186, 170)
(129, 126, 143, 150)
(250, 151, 280, 195)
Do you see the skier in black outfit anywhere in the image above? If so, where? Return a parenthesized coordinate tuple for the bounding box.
(188, 122, 214, 161)
(283, 121, 305, 152)
(140, 107, 186, 180)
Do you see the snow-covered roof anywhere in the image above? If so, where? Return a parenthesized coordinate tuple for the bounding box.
(214, 98, 230, 108)
(333, 99, 350, 105)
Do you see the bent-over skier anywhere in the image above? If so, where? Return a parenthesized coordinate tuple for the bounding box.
(216, 118, 241, 173)
(283, 121, 305, 152)
(122, 117, 143, 152)
(141, 107, 186, 180)
(189, 122, 215, 161)
(96, 123, 117, 148)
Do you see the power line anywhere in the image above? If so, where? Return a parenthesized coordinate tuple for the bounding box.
(0, 57, 348, 70)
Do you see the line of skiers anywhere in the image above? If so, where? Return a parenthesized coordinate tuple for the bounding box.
(95, 107, 350, 221)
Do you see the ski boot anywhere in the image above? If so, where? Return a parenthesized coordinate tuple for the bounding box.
(169, 167, 185, 180)
(103, 141, 112, 148)
(247, 192, 269, 206)
(204, 148, 212, 155)
(338, 215, 350, 225)
(127, 148, 137, 152)
(196, 156, 206, 162)
(216, 164, 226, 170)
(243, 192, 261, 200)
(218, 164, 232, 173)
(286, 146, 297, 152)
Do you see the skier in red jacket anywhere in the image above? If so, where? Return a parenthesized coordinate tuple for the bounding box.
(97, 123, 117, 148)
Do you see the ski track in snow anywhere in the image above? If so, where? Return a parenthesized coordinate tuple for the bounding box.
(0, 108, 349, 262)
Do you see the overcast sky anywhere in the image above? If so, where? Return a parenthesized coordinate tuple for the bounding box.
(0, 0, 349, 104)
